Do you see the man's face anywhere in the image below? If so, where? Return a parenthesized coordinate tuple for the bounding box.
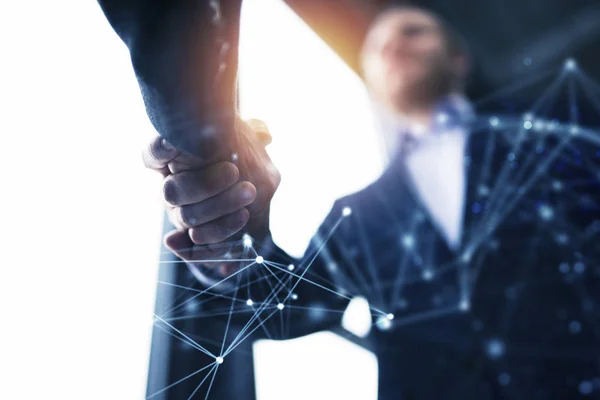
(362, 9, 461, 109)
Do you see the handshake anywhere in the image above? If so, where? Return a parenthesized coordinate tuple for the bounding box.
(143, 119, 281, 278)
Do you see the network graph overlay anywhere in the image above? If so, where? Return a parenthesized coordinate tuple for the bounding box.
(148, 59, 600, 399)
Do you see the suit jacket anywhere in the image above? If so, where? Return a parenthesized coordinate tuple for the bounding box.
(157, 122, 599, 400)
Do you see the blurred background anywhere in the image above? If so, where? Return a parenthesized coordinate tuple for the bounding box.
(1, 0, 599, 399)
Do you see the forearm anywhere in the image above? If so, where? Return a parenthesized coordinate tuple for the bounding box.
(98, 0, 242, 157)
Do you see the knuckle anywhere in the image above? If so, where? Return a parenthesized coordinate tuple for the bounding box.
(178, 206, 198, 227)
(220, 162, 240, 184)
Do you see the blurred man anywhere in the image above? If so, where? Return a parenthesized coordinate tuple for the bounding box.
(144, 5, 599, 400)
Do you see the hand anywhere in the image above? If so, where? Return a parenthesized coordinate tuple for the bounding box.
(143, 118, 281, 277)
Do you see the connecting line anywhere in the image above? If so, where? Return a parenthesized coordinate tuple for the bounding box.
(282, 216, 347, 303)
(575, 73, 600, 118)
(487, 136, 572, 236)
(146, 362, 216, 399)
(474, 68, 555, 107)
(151, 322, 218, 355)
(159, 261, 257, 318)
(578, 69, 600, 98)
(390, 218, 420, 310)
(482, 73, 567, 219)
(158, 240, 241, 256)
(157, 281, 248, 304)
(354, 212, 387, 308)
(254, 261, 283, 305)
(219, 270, 243, 357)
(203, 364, 220, 400)
(153, 314, 215, 359)
(281, 304, 358, 314)
(394, 305, 460, 327)
(224, 272, 296, 356)
(481, 77, 568, 221)
(262, 263, 287, 288)
(266, 261, 388, 317)
(466, 247, 490, 294)
(158, 258, 255, 264)
(185, 364, 218, 400)
(152, 322, 252, 355)
(223, 307, 281, 358)
(163, 308, 258, 322)
(162, 273, 285, 320)
(226, 273, 292, 348)
(568, 71, 579, 124)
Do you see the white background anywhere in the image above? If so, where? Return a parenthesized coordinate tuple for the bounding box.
(0, 0, 381, 399)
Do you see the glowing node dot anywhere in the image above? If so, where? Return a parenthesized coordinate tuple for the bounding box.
(277, 303, 285, 310)
(565, 58, 577, 71)
(255, 256, 264, 264)
(489, 116, 499, 127)
(288, 264, 295, 271)
(461, 251, 472, 263)
(559, 262, 570, 274)
(555, 233, 569, 245)
(291, 294, 298, 300)
(579, 380, 593, 395)
(523, 121, 533, 130)
(478, 185, 490, 197)
(523, 57, 532, 66)
(507, 152, 515, 161)
(570, 125, 580, 135)
(552, 180, 563, 191)
(242, 234, 253, 248)
(376, 315, 392, 330)
(246, 299, 254, 306)
(459, 299, 470, 312)
(574, 262, 586, 274)
(387, 313, 395, 320)
(422, 269, 434, 281)
(485, 338, 506, 359)
(231, 152, 239, 162)
(342, 207, 352, 217)
(216, 357, 224, 365)
(569, 320, 582, 334)
(538, 204, 554, 221)
(402, 234, 415, 249)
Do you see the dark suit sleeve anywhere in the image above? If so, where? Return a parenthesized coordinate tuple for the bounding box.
(190, 200, 355, 343)
(97, 0, 242, 157)
(253, 200, 355, 340)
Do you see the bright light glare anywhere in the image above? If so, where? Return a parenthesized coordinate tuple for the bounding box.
(240, 1, 380, 399)
(239, 0, 384, 258)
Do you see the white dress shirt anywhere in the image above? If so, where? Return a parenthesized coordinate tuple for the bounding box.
(404, 127, 467, 250)
(378, 95, 473, 251)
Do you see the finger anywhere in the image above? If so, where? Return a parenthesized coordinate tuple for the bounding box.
(164, 230, 241, 267)
(143, 137, 179, 175)
(246, 118, 272, 146)
(174, 181, 256, 228)
(189, 208, 250, 245)
(163, 162, 240, 207)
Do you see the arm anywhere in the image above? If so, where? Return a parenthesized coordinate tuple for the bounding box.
(98, 0, 242, 158)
